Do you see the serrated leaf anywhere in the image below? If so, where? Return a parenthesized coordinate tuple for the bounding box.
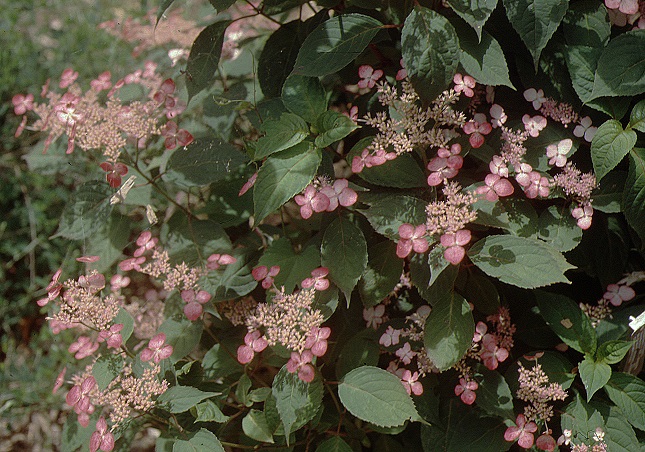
(468, 235, 575, 288)
(242, 410, 274, 443)
(185, 21, 230, 101)
(562, 0, 611, 47)
(208, 0, 236, 12)
(623, 148, 645, 245)
(167, 138, 247, 186)
(472, 196, 538, 237)
(164, 216, 231, 267)
(254, 113, 310, 160)
(359, 193, 428, 241)
(562, 393, 606, 443)
(597, 340, 633, 365)
(292, 14, 383, 77)
(537, 205, 583, 252)
(200, 249, 257, 301)
(314, 111, 359, 148)
(629, 99, 645, 133)
(253, 141, 321, 224)
(579, 356, 611, 402)
(402, 7, 460, 102)
(282, 75, 327, 123)
(316, 436, 353, 452)
(535, 291, 597, 355)
(563, 45, 602, 104)
(591, 119, 636, 182)
(593, 170, 626, 213)
(338, 366, 419, 428)
(172, 429, 224, 452)
(446, 0, 497, 41)
(602, 405, 642, 452)
(193, 400, 230, 423)
(474, 365, 515, 420)
(158, 317, 204, 364)
(272, 366, 323, 438)
(604, 372, 645, 431)
(158, 386, 219, 414)
(359, 241, 403, 308)
(321, 217, 368, 302)
(203, 342, 243, 378)
(424, 291, 474, 371)
(92, 355, 123, 391)
(258, 238, 321, 293)
(591, 30, 645, 99)
(503, 0, 569, 69)
(454, 23, 513, 88)
(53, 182, 112, 240)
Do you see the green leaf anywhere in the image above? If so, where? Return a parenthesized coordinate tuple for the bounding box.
(579, 356, 612, 402)
(604, 372, 645, 431)
(629, 99, 645, 133)
(263, 0, 307, 15)
(562, 393, 606, 442)
(243, 410, 274, 443)
(562, 0, 610, 47)
(359, 193, 428, 241)
(209, 0, 236, 11)
(591, 30, 645, 99)
(164, 216, 231, 267)
(503, 0, 569, 69)
(359, 241, 404, 308)
(563, 45, 602, 104)
(593, 170, 626, 213)
(475, 366, 515, 420)
(86, 213, 129, 273)
(258, 238, 321, 293)
(203, 342, 243, 378)
(292, 14, 383, 77)
(535, 291, 597, 355)
(113, 308, 134, 345)
(468, 235, 575, 288)
(200, 249, 257, 301)
(423, 291, 474, 371)
(314, 111, 359, 148)
(185, 21, 230, 101)
(463, 271, 500, 315)
(597, 340, 633, 365)
(236, 373, 252, 407)
(172, 429, 224, 452)
(338, 366, 419, 428)
(537, 205, 583, 252)
(272, 365, 323, 438)
(53, 182, 112, 240)
(258, 21, 303, 98)
(254, 113, 310, 160)
(402, 7, 460, 102)
(316, 436, 353, 452)
(321, 217, 368, 302)
(158, 386, 219, 414)
(193, 400, 230, 423)
(591, 119, 637, 182)
(453, 23, 513, 88)
(92, 355, 123, 391)
(158, 317, 204, 364)
(623, 148, 645, 245)
(282, 75, 327, 123)
(472, 196, 538, 237)
(446, 0, 497, 40)
(601, 404, 642, 452)
(253, 141, 321, 224)
(335, 330, 380, 379)
(167, 138, 247, 186)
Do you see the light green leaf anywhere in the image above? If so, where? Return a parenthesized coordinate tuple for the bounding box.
(579, 356, 612, 402)
(338, 366, 419, 428)
(591, 119, 636, 182)
(447, 0, 497, 40)
(282, 75, 327, 123)
(172, 429, 224, 452)
(359, 193, 428, 241)
(314, 111, 359, 148)
(158, 317, 204, 364)
(53, 182, 112, 240)
(292, 14, 383, 76)
(597, 340, 633, 365)
(193, 400, 230, 423)
(92, 355, 123, 391)
(158, 386, 220, 414)
(537, 205, 583, 252)
(253, 142, 321, 224)
(454, 24, 513, 88)
(604, 372, 645, 431)
(186, 21, 230, 101)
(359, 241, 404, 308)
(254, 113, 310, 160)
(424, 291, 474, 371)
(402, 7, 460, 102)
(242, 410, 274, 443)
(272, 366, 323, 438)
(591, 30, 645, 99)
(258, 238, 321, 293)
(503, 0, 569, 69)
(468, 235, 575, 288)
(321, 217, 368, 302)
(623, 148, 645, 245)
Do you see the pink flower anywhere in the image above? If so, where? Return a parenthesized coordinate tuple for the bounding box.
(475, 173, 515, 202)
(379, 326, 401, 347)
(141, 333, 173, 363)
(489, 104, 507, 128)
(90, 71, 112, 91)
(397, 224, 429, 258)
(90, 417, 115, 452)
(237, 330, 268, 364)
(53, 368, 66, 394)
(514, 162, 533, 187)
(252, 265, 280, 289)
(395, 342, 416, 364)
(426, 155, 462, 186)
(401, 369, 423, 395)
(38, 268, 63, 306)
(119, 256, 146, 272)
(605, 0, 639, 14)
(357, 65, 383, 89)
(134, 231, 158, 257)
(69, 336, 99, 359)
(523, 88, 546, 110)
(344, 105, 359, 122)
(97, 324, 124, 349)
(239, 172, 257, 196)
(351, 148, 396, 173)
(302, 267, 330, 291)
(181, 290, 212, 321)
(396, 59, 407, 81)
(473, 321, 488, 342)
(440, 229, 472, 265)
(161, 121, 194, 149)
(153, 78, 177, 108)
(504, 414, 538, 449)
(305, 326, 331, 357)
(100, 162, 128, 188)
(522, 114, 547, 137)
(454, 378, 478, 405)
(453, 73, 476, 97)
(206, 253, 236, 270)
(573, 116, 597, 143)
(294, 185, 330, 219)
(463, 113, 492, 148)
(12, 93, 34, 115)
(603, 283, 636, 306)
(286, 350, 315, 382)
(363, 305, 386, 329)
(66, 376, 96, 413)
(536, 433, 556, 451)
(76, 255, 100, 263)
(546, 139, 572, 168)
(59, 68, 79, 89)
(489, 155, 509, 178)
(320, 179, 358, 211)
(572, 205, 593, 230)
(525, 171, 550, 198)
(481, 334, 509, 370)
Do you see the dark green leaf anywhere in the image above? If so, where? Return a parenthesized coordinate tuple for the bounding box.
(282, 75, 328, 123)
(591, 30, 645, 99)
(537, 205, 583, 252)
(171, 429, 224, 452)
(579, 356, 611, 402)
(316, 436, 353, 452)
(475, 365, 515, 419)
(185, 21, 230, 101)
(359, 193, 428, 241)
(314, 111, 359, 148)
(200, 249, 257, 301)
(359, 241, 403, 308)
(593, 170, 626, 213)
(157, 386, 219, 413)
(597, 340, 633, 365)
(164, 216, 231, 266)
(158, 317, 204, 364)
(335, 330, 380, 379)
(447, 0, 497, 40)
(623, 148, 645, 245)
(472, 196, 538, 237)
(629, 99, 645, 133)
(272, 365, 323, 438)
(254, 113, 310, 160)
(257, 237, 321, 293)
(209, 0, 236, 11)
(561, 0, 610, 47)
(193, 400, 230, 423)
(53, 182, 112, 240)
(604, 372, 645, 431)
(591, 119, 636, 182)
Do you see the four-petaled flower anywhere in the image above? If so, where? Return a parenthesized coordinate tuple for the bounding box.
(440, 229, 472, 265)
(490, 104, 507, 128)
(363, 305, 386, 329)
(305, 326, 331, 357)
(522, 114, 547, 137)
(252, 265, 280, 289)
(12, 93, 34, 115)
(286, 350, 315, 383)
(97, 324, 124, 349)
(69, 336, 99, 359)
(90, 417, 115, 452)
(397, 223, 429, 258)
(504, 414, 538, 449)
(525, 171, 550, 199)
(153, 78, 177, 109)
(453, 73, 476, 98)
(357, 65, 384, 89)
(206, 253, 236, 270)
(401, 369, 424, 395)
(395, 342, 416, 364)
(302, 267, 330, 291)
(490, 155, 509, 178)
(454, 377, 478, 405)
(473, 321, 488, 342)
(523, 88, 546, 110)
(181, 289, 212, 321)
(379, 326, 401, 347)
(141, 333, 173, 363)
(572, 205, 593, 230)
(66, 376, 97, 419)
(134, 231, 157, 257)
(481, 334, 509, 370)
(59, 68, 79, 89)
(463, 113, 492, 148)
(237, 330, 269, 364)
(573, 116, 598, 143)
(546, 139, 572, 168)
(90, 71, 112, 91)
(603, 283, 636, 306)
(100, 162, 128, 188)
(475, 173, 514, 202)
(320, 179, 358, 211)
(294, 185, 330, 219)
(605, 0, 639, 14)
(161, 121, 194, 150)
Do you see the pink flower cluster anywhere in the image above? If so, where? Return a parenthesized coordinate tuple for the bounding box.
(286, 326, 331, 382)
(351, 147, 397, 173)
(294, 178, 358, 219)
(66, 376, 98, 427)
(252, 265, 280, 289)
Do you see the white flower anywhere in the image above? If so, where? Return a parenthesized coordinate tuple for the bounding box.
(573, 116, 598, 142)
(546, 138, 573, 167)
(489, 104, 507, 128)
(523, 88, 546, 110)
